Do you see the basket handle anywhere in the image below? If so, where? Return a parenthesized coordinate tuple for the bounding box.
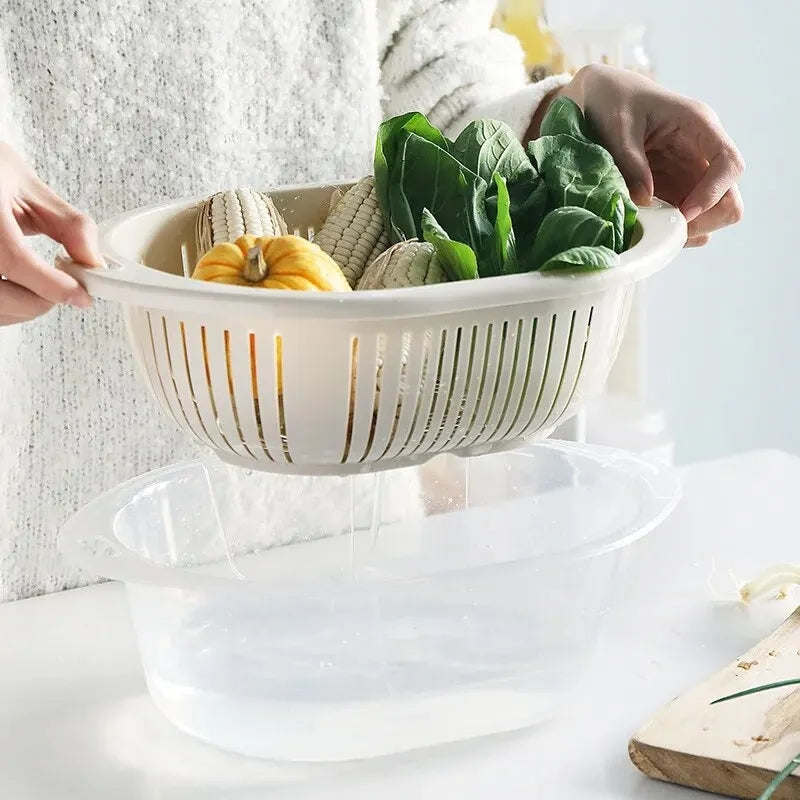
(55, 249, 191, 302)
(634, 201, 687, 247)
(57, 519, 246, 593)
(57, 524, 173, 587)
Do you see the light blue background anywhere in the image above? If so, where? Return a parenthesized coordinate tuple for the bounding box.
(550, 1, 798, 463)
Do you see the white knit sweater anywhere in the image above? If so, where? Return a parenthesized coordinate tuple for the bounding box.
(0, 0, 569, 602)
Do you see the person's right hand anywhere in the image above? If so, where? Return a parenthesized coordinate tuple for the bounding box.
(0, 141, 102, 326)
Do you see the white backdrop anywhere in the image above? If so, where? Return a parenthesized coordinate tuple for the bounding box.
(549, 0, 800, 463)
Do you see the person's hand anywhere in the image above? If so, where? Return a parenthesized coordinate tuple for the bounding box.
(0, 141, 102, 326)
(531, 64, 745, 248)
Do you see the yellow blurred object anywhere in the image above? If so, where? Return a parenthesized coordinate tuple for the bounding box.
(492, 2, 654, 78)
(492, 0, 557, 71)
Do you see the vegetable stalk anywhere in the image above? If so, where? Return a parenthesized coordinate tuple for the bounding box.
(739, 564, 800, 603)
(243, 246, 269, 282)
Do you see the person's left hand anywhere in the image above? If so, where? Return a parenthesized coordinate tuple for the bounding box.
(530, 64, 745, 248)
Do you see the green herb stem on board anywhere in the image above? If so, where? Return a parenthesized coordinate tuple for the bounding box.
(711, 678, 800, 797)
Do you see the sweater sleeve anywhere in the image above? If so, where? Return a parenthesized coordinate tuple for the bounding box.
(377, 0, 572, 140)
(0, 38, 25, 151)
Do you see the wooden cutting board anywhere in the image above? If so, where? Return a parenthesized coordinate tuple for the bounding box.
(629, 607, 800, 799)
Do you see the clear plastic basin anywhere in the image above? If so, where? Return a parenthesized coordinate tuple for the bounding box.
(58, 440, 680, 761)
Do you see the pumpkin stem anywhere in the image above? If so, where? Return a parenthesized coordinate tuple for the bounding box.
(243, 246, 268, 282)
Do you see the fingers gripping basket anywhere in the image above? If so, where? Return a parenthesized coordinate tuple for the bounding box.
(58, 182, 686, 476)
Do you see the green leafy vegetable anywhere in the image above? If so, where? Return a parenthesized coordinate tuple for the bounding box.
(528, 207, 615, 271)
(539, 245, 619, 272)
(451, 119, 536, 187)
(373, 100, 639, 282)
(607, 192, 626, 252)
(454, 119, 553, 270)
(485, 171, 548, 258)
(390, 132, 492, 254)
(376, 115, 521, 277)
(374, 112, 450, 241)
(528, 131, 638, 253)
(505, 176, 549, 260)
(539, 96, 602, 145)
(488, 173, 517, 275)
(422, 209, 479, 282)
(533, 96, 638, 251)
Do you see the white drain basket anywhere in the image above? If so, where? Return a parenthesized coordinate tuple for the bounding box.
(58, 182, 686, 475)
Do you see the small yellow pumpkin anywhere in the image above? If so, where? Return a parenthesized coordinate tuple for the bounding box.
(191, 234, 351, 419)
(192, 234, 352, 292)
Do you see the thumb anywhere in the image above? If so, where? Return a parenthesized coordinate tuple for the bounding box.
(25, 180, 105, 268)
(609, 134, 655, 206)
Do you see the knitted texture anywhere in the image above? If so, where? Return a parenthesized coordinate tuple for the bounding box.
(0, 0, 568, 602)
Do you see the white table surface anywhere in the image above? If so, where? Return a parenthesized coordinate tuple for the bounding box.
(3, 449, 800, 800)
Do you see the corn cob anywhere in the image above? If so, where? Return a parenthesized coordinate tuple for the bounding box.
(359, 241, 444, 427)
(328, 187, 344, 214)
(312, 176, 389, 288)
(195, 188, 288, 258)
(356, 240, 447, 290)
(354, 242, 445, 442)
